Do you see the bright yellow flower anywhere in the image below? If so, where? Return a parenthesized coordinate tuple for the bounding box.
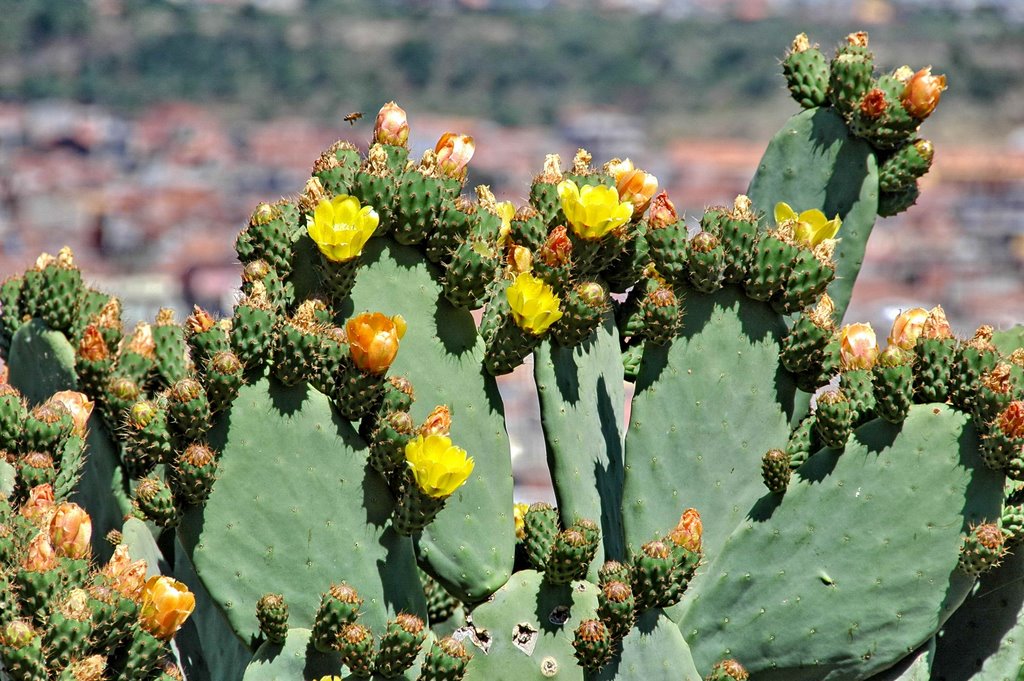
(405, 435, 475, 498)
(507, 273, 563, 336)
(308, 195, 379, 263)
(139, 576, 196, 641)
(774, 202, 841, 249)
(557, 180, 633, 240)
(513, 502, 529, 540)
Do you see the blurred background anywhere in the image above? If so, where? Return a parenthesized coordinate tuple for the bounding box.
(0, 0, 1022, 498)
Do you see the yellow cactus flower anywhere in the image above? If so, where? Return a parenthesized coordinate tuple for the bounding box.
(507, 272, 563, 336)
(513, 502, 529, 540)
(346, 312, 406, 375)
(887, 308, 929, 350)
(139, 576, 196, 641)
(774, 202, 841, 249)
(557, 180, 633, 240)
(405, 434, 475, 499)
(308, 195, 379, 263)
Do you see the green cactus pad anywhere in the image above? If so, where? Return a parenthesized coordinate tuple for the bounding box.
(677, 405, 1004, 678)
(783, 43, 830, 109)
(326, 238, 514, 603)
(747, 107, 879, 320)
(932, 551, 1024, 680)
(590, 609, 701, 681)
(177, 377, 427, 643)
(462, 569, 599, 681)
(621, 287, 795, 574)
(534, 315, 626, 568)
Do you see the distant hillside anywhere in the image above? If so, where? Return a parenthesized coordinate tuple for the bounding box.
(0, 0, 1021, 143)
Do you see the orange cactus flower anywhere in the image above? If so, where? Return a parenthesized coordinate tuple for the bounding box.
(139, 576, 196, 641)
(902, 67, 946, 120)
(346, 312, 406, 375)
(49, 502, 92, 560)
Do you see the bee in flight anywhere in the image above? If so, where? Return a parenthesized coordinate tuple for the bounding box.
(343, 112, 363, 125)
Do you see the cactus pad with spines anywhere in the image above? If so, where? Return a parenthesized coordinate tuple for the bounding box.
(677, 406, 1003, 678)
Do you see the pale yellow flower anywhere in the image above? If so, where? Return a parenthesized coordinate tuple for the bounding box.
(887, 308, 929, 350)
(513, 502, 529, 540)
(774, 201, 841, 248)
(840, 323, 879, 370)
(405, 435, 475, 498)
(139, 576, 196, 641)
(308, 195, 379, 263)
(557, 180, 633, 240)
(507, 273, 563, 336)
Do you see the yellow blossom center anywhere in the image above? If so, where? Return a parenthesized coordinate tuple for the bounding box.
(308, 195, 379, 263)
(774, 201, 841, 249)
(557, 180, 633, 240)
(506, 273, 563, 336)
(405, 435, 475, 498)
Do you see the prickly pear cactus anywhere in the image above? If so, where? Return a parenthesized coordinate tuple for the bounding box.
(4, 29, 1017, 681)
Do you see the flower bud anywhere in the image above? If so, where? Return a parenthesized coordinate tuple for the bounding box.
(921, 305, 953, 340)
(139, 575, 196, 640)
(419, 405, 452, 438)
(49, 391, 94, 437)
(78, 326, 109, 361)
(615, 167, 659, 216)
(539, 225, 572, 267)
(374, 101, 409, 147)
(66, 655, 107, 681)
(839, 323, 879, 370)
(577, 281, 607, 309)
(647, 192, 679, 229)
(999, 401, 1024, 440)
(887, 308, 929, 350)
(860, 88, 888, 119)
(50, 502, 92, 559)
(125, 321, 156, 357)
(20, 484, 55, 523)
(508, 245, 533, 274)
(1, 619, 37, 648)
(346, 312, 405, 375)
(186, 305, 216, 334)
(23, 531, 58, 572)
(435, 133, 475, 178)
(902, 67, 947, 120)
(102, 544, 149, 600)
(669, 508, 702, 553)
